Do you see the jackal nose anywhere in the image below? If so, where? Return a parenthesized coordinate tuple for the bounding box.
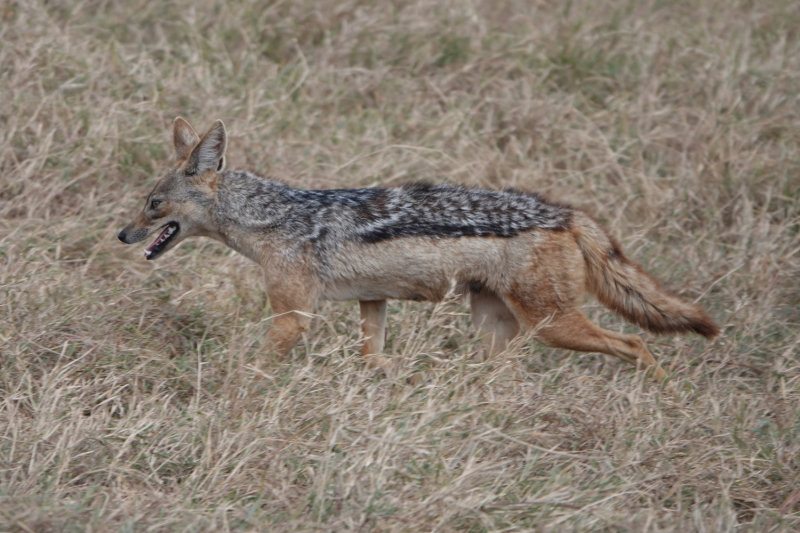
(117, 230, 127, 242)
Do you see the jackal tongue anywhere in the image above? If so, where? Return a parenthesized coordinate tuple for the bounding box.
(146, 225, 174, 253)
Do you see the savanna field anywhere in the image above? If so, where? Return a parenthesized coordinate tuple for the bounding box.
(1, 1, 799, 531)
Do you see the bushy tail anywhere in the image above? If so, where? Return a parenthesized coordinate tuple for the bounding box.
(572, 212, 719, 338)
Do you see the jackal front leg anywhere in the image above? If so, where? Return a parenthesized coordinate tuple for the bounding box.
(263, 274, 319, 361)
(359, 300, 392, 373)
(264, 310, 312, 359)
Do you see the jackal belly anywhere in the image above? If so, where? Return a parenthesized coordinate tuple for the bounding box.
(320, 235, 522, 302)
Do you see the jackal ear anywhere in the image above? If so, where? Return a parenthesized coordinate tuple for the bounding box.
(185, 120, 227, 175)
(173, 117, 200, 161)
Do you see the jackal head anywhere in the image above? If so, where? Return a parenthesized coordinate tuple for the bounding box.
(118, 118, 226, 260)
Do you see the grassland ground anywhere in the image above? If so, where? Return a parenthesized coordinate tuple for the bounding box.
(1, 0, 799, 531)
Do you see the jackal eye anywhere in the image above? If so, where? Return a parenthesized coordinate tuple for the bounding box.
(150, 199, 162, 210)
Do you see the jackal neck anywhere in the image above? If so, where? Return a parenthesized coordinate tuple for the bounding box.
(210, 171, 288, 262)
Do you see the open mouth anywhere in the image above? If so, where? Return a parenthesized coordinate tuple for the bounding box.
(144, 222, 179, 260)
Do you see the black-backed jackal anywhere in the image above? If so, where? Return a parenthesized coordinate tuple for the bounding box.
(118, 118, 719, 385)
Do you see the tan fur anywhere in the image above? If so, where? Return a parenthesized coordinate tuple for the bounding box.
(267, 228, 712, 384)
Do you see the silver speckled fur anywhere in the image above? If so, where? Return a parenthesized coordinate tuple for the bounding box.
(216, 170, 572, 268)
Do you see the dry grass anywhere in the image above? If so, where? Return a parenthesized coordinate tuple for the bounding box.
(2, 0, 800, 531)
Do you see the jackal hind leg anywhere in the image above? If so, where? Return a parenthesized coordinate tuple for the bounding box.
(359, 300, 392, 373)
(470, 288, 520, 361)
(503, 296, 669, 385)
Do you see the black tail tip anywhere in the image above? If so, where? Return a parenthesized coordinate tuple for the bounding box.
(690, 316, 721, 339)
